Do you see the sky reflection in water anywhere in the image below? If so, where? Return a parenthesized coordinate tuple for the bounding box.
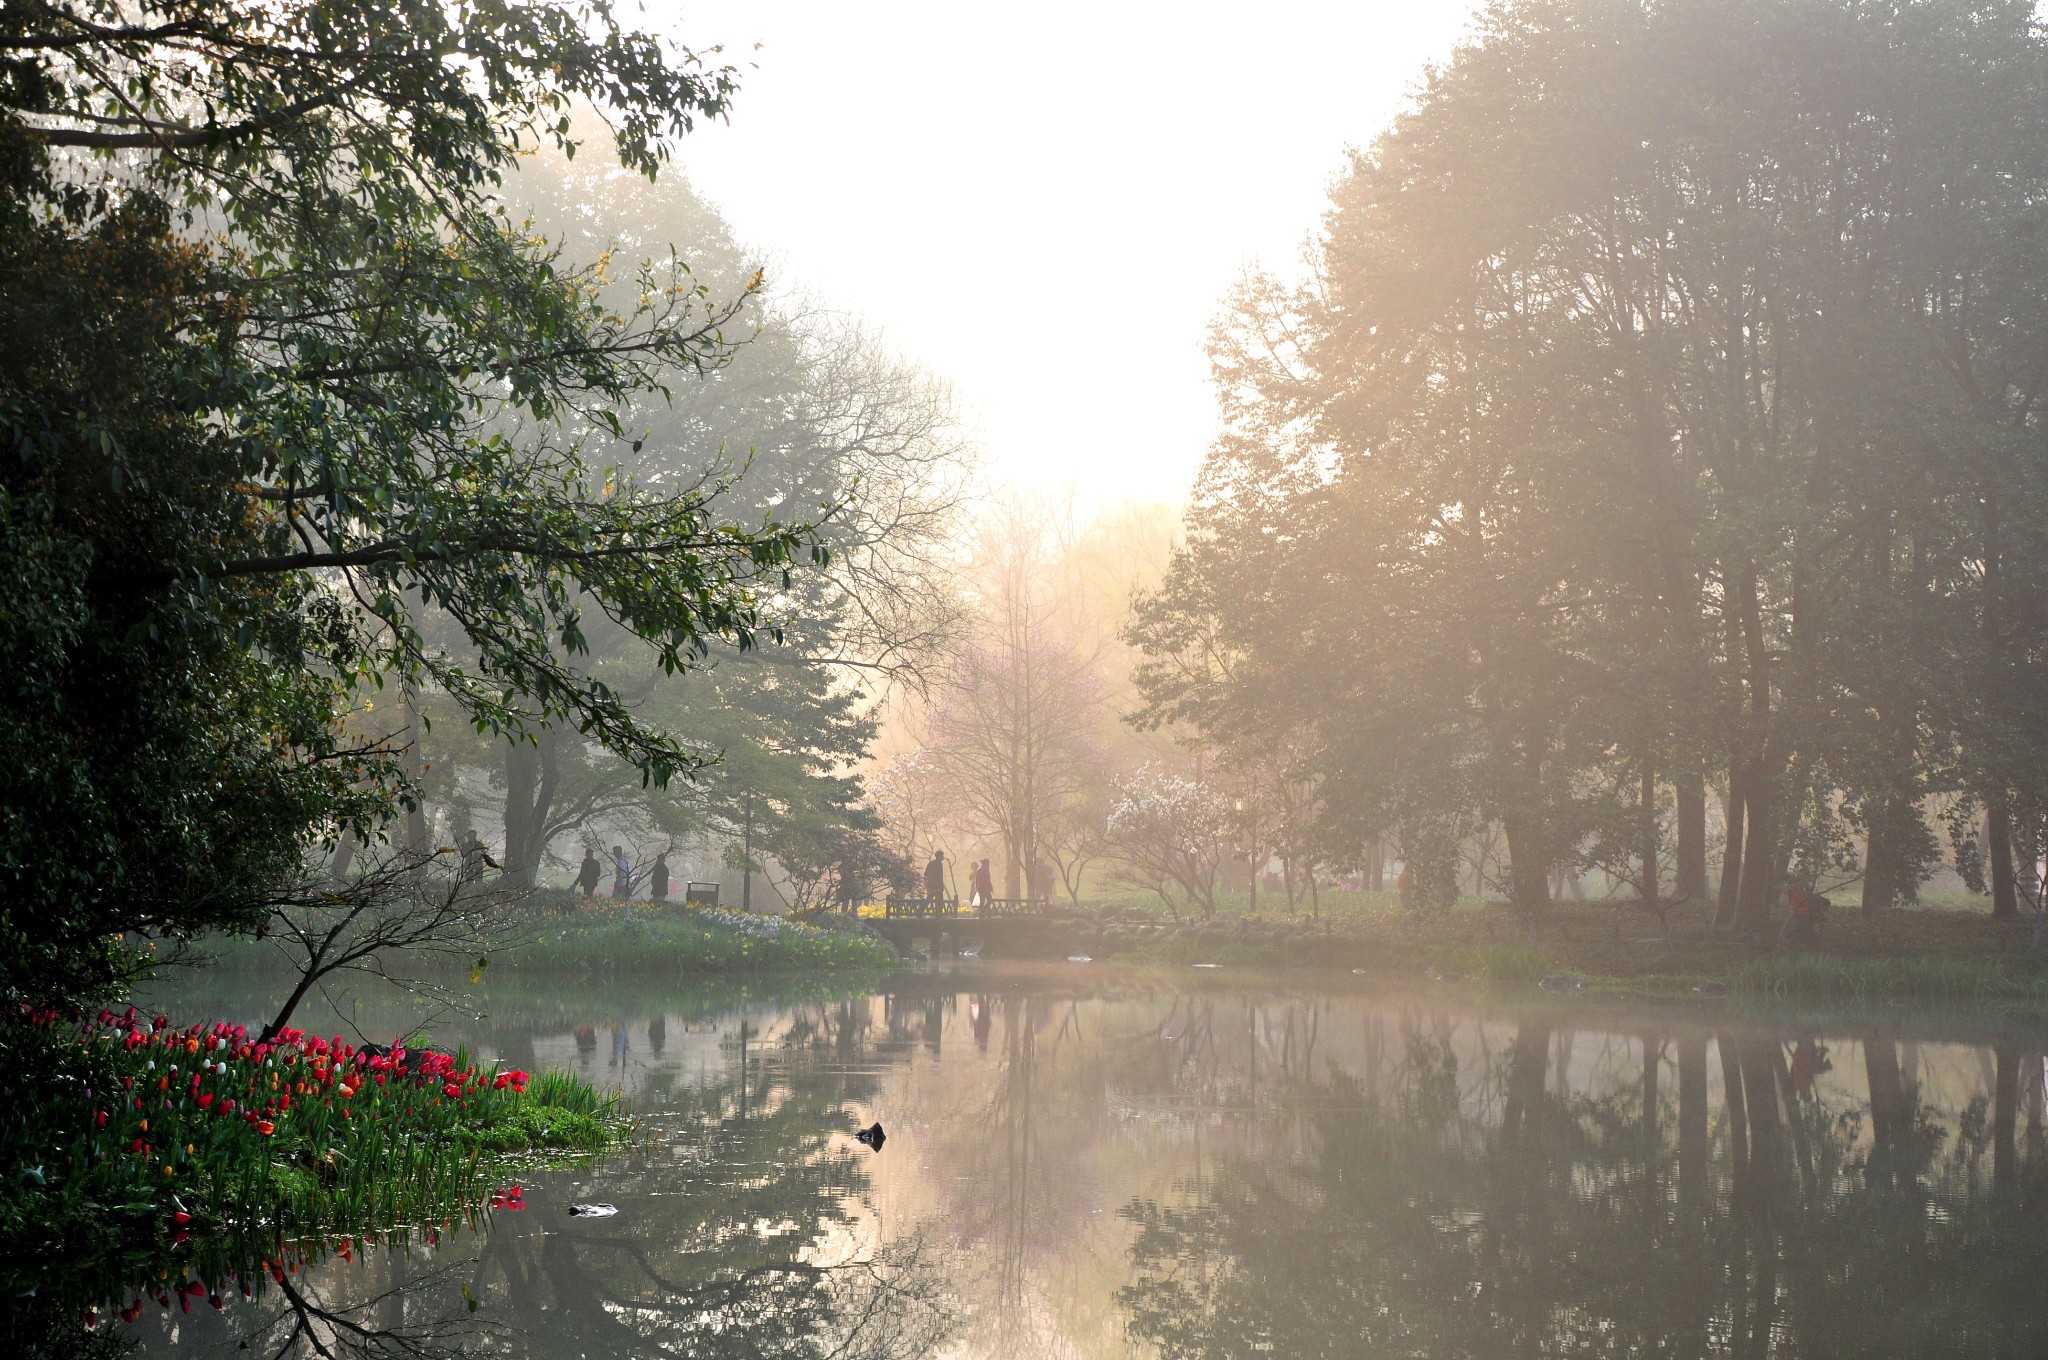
(124, 965, 2048, 1358)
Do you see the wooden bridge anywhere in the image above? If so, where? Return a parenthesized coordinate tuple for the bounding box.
(813, 896, 1071, 958)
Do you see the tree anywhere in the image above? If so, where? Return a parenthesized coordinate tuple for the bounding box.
(1103, 765, 1231, 918)
(416, 147, 969, 892)
(249, 845, 513, 1043)
(919, 498, 1105, 900)
(1131, 0, 2048, 934)
(0, 0, 885, 1000)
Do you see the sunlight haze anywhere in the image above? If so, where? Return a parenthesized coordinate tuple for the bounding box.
(673, 0, 1483, 503)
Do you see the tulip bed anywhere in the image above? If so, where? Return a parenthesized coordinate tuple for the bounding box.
(0, 1005, 622, 1311)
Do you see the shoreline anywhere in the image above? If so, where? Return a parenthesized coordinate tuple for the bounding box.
(906, 899, 2048, 1006)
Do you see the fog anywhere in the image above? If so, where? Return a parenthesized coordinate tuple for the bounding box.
(670, 0, 1481, 502)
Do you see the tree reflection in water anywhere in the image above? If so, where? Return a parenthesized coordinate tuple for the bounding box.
(123, 1001, 953, 1360)
(116, 972, 2048, 1359)
(1118, 1008, 2048, 1358)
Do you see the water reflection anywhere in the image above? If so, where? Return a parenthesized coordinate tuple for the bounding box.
(121, 969, 2048, 1358)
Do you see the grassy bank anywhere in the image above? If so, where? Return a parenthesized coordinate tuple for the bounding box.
(496, 899, 896, 976)
(1725, 952, 2048, 1003)
(0, 1006, 626, 1318)
(1041, 898, 2048, 1004)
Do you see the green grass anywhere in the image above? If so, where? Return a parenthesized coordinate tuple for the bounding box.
(1464, 944, 1553, 983)
(1727, 953, 2048, 1002)
(497, 906, 896, 976)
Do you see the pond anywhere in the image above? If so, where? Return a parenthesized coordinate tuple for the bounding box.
(118, 963, 2048, 1358)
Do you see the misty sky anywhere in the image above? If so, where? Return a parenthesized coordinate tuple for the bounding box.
(672, 0, 1481, 505)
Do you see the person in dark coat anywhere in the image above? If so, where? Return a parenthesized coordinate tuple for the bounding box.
(650, 851, 671, 901)
(577, 849, 603, 898)
(924, 850, 947, 906)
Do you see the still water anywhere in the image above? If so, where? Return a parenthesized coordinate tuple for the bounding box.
(124, 964, 2048, 1358)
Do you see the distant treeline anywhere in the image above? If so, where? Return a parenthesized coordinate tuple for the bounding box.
(1131, 0, 2048, 927)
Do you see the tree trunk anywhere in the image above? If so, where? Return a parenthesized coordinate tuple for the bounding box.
(1734, 772, 1777, 935)
(1860, 802, 1895, 915)
(1502, 812, 1553, 915)
(1676, 770, 1707, 900)
(1717, 778, 1746, 928)
(1989, 801, 2019, 920)
(2016, 814, 2042, 907)
(1367, 837, 1385, 893)
(327, 833, 359, 885)
(1860, 786, 1922, 912)
(742, 795, 755, 911)
(501, 730, 561, 885)
(503, 738, 538, 883)
(1731, 556, 1778, 936)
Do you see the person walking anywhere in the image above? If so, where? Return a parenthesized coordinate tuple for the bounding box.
(650, 851, 671, 902)
(971, 858, 994, 911)
(611, 845, 631, 899)
(577, 848, 603, 899)
(924, 850, 947, 909)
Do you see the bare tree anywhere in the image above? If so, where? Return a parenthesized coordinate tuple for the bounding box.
(871, 750, 943, 868)
(255, 846, 522, 1043)
(1039, 791, 1110, 906)
(919, 497, 1106, 900)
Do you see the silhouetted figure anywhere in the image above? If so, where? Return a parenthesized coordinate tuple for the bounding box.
(577, 849, 603, 898)
(925, 850, 946, 906)
(647, 1013, 666, 1054)
(1781, 881, 1829, 946)
(460, 828, 496, 879)
(971, 857, 994, 909)
(650, 851, 671, 901)
(854, 1121, 887, 1152)
(611, 844, 631, 899)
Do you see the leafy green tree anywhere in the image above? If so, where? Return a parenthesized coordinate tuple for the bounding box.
(1132, 0, 2048, 930)
(0, 0, 838, 1000)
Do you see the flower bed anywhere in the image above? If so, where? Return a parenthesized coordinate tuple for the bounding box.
(0, 1005, 620, 1312)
